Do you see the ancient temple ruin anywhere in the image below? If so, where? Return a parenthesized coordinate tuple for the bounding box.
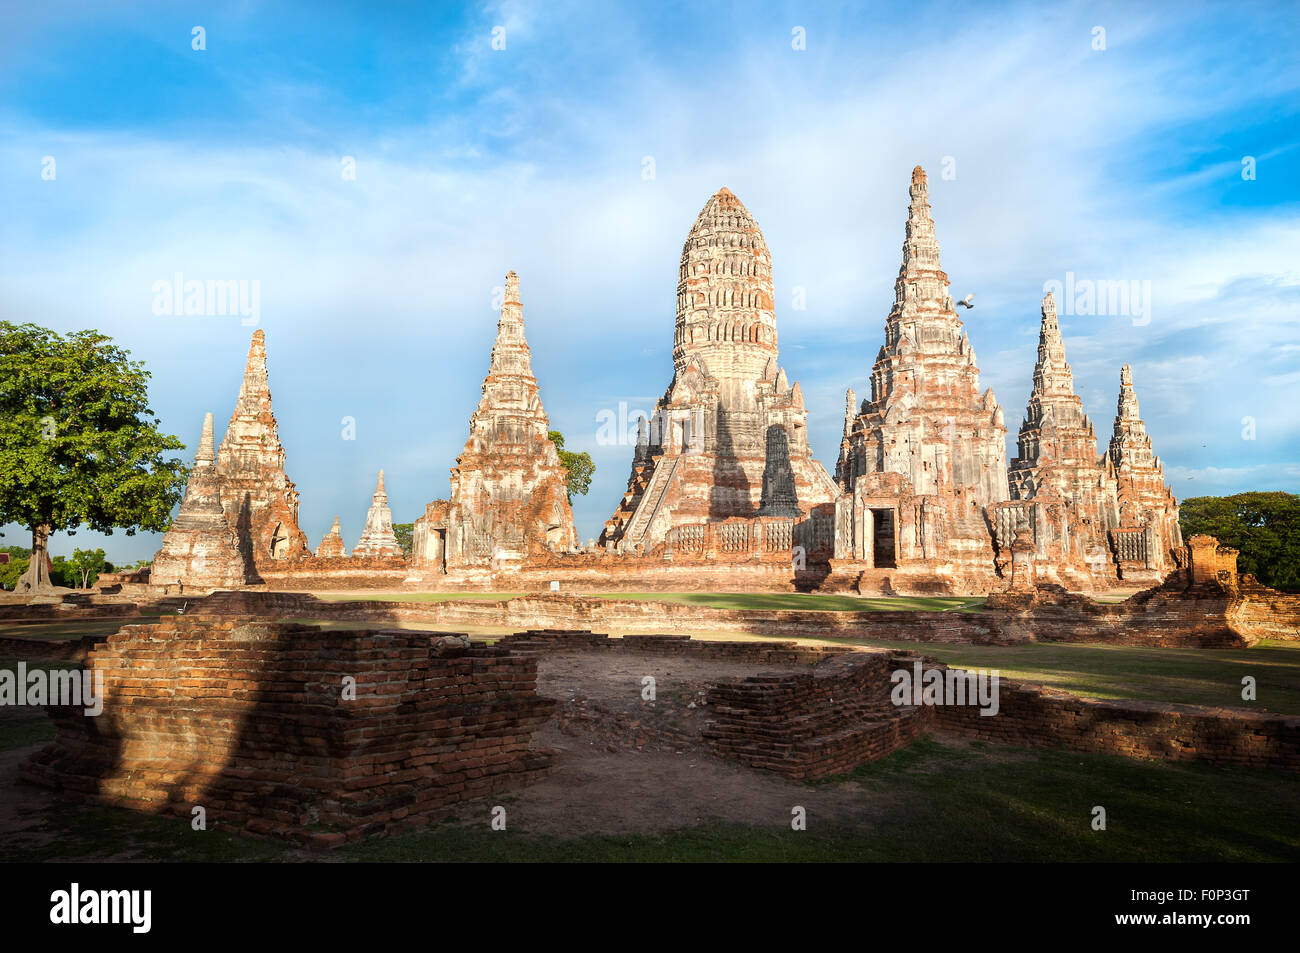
(215, 330, 311, 573)
(1106, 363, 1183, 582)
(991, 309, 1182, 588)
(149, 413, 247, 592)
(315, 517, 347, 558)
(410, 272, 578, 572)
(993, 292, 1121, 588)
(147, 168, 1185, 596)
(825, 167, 1182, 594)
(600, 187, 841, 554)
(832, 166, 1009, 591)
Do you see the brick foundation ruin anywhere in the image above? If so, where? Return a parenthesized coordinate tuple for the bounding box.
(497, 631, 1299, 778)
(933, 674, 1299, 773)
(20, 619, 555, 847)
(17, 621, 1297, 845)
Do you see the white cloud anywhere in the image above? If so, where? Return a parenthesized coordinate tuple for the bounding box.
(2, 3, 1298, 559)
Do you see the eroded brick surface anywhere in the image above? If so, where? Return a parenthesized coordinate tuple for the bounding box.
(20, 619, 555, 846)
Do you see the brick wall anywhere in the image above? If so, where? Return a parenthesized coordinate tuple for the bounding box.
(254, 555, 410, 591)
(1230, 578, 1300, 642)
(928, 661, 1299, 772)
(20, 619, 555, 846)
(703, 652, 929, 779)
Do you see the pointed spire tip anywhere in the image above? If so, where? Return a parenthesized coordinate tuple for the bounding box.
(197, 412, 216, 463)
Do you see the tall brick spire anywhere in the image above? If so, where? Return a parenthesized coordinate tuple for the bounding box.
(410, 270, 577, 569)
(842, 165, 1008, 507)
(1001, 293, 1119, 585)
(1109, 364, 1157, 473)
(488, 270, 532, 378)
(1009, 292, 1110, 502)
(1031, 291, 1074, 401)
(216, 330, 310, 566)
(895, 165, 947, 318)
(470, 271, 560, 437)
(599, 187, 840, 551)
(1107, 363, 1182, 571)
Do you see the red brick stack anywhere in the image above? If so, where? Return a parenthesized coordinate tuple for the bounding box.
(21, 619, 555, 846)
(702, 652, 929, 780)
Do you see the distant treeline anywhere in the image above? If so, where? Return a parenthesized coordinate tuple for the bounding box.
(1179, 492, 1299, 593)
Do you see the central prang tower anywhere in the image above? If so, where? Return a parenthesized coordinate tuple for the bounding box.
(671, 187, 781, 393)
(601, 187, 840, 552)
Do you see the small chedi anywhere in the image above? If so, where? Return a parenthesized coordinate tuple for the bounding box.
(215, 329, 311, 570)
(599, 187, 841, 555)
(315, 517, 347, 558)
(149, 412, 247, 591)
(352, 471, 402, 558)
(410, 272, 578, 573)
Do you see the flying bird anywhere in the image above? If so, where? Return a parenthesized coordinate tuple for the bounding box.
(957, 293, 975, 309)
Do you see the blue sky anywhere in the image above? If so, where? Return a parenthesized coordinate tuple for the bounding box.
(2, 0, 1298, 563)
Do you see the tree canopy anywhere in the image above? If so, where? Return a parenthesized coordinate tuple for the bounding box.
(67, 547, 110, 588)
(391, 522, 414, 557)
(548, 430, 595, 504)
(0, 322, 188, 591)
(1179, 492, 1299, 592)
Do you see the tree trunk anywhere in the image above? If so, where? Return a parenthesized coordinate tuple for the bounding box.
(16, 524, 55, 593)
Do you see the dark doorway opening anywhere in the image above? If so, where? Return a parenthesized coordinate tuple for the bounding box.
(871, 508, 896, 568)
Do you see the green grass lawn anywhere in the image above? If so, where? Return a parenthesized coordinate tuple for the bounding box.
(820, 637, 1300, 714)
(0, 618, 158, 641)
(4, 737, 1294, 862)
(0, 658, 76, 751)
(312, 590, 985, 612)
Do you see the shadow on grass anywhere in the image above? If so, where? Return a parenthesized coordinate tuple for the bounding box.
(6, 735, 1295, 862)
(339, 737, 1299, 863)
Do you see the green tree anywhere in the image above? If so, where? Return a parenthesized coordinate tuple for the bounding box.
(548, 430, 595, 505)
(50, 555, 71, 588)
(67, 547, 110, 589)
(0, 557, 29, 590)
(392, 522, 414, 557)
(1179, 492, 1300, 592)
(0, 322, 188, 593)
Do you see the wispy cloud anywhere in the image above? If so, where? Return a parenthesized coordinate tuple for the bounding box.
(1, 0, 1297, 560)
